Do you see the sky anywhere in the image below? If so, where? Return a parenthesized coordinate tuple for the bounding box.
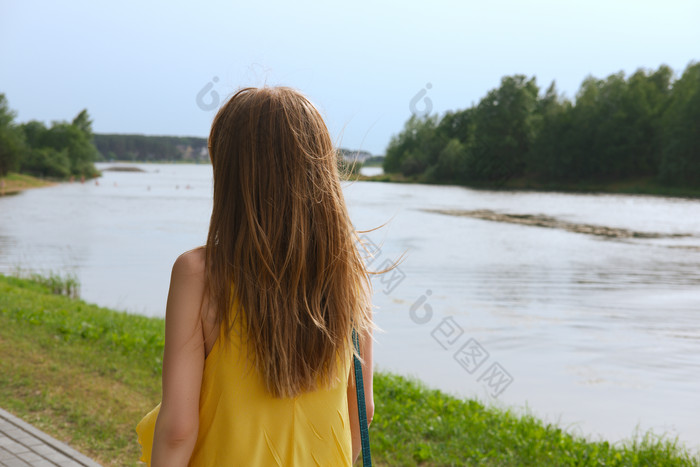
(1, 0, 698, 155)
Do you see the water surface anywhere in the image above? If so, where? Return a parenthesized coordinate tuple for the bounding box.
(1, 162, 698, 451)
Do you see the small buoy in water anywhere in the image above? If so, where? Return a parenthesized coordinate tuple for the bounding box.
(95, 180, 99, 186)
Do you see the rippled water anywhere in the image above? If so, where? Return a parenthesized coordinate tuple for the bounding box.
(1, 162, 699, 451)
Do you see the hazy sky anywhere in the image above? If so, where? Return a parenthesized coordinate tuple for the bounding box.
(1, 0, 698, 154)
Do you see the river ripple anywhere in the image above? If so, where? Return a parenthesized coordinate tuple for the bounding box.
(1, 162, 699, 451)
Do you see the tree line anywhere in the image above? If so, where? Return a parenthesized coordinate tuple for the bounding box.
(93, 134, 209, 163)
(384, 63, 700, 188)
(0, 94, 99, 178)
(0, 94, 213, 180)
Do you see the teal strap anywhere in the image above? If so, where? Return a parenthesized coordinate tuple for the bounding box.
(352, 328, 372, 466)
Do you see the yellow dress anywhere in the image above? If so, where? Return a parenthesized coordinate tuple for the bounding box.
(136, 314, 354, 466)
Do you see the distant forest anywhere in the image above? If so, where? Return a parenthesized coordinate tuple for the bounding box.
(4, 62, 698, 190)
(93, 134, 379, 165)
(384, 62, 700, 188)
(93, 134, 209, 163)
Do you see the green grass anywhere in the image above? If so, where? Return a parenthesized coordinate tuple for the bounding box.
(0, 274, 163, 466)
(1, 172, 55, 194)
(372, 374, 697, 466)
(11, 268, 81, 298)
(0, 274, 697, 466)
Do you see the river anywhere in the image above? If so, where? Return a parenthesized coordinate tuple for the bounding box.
(1, 162, 698, 451)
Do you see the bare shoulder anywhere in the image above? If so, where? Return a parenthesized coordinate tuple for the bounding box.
(165, 247, 207, 329)
(173, 246, 206, 278)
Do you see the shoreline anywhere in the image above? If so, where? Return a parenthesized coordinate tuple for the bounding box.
(355, 173, 700, 200)
(0, 273, 697, 466)
(0, 173, 56, 196)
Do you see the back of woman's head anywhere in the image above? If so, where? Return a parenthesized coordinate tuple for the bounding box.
(205, 86, 373, 398)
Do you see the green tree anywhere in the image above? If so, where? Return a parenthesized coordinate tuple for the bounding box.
(468, 75, 540, 183)
(22, 110, 99, 177)
(72, 109, 93, 135)
(557, 67, 673, 181)
(380, 64, 695, 190)
(383, 115, 443, 175)
(529, 81, 575, 181)
(424, 137, 469, 182)
(21, 147, 71, 178)
(659, 62, 700, 185)
(437, 108, 475, 143)
(623, 66, 673, 175)
(0, 94, 27, 176)
(21, 120, 48, 148)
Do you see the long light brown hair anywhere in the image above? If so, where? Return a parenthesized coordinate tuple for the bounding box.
(205, 86, 375, 398)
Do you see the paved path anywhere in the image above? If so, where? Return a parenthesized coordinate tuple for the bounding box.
(0, 408, 101, 467)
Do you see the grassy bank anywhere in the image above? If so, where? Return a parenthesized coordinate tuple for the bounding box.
(0, 172, 55, 195)
(0, 274, 697, 466)
(357, 172, 700, 199)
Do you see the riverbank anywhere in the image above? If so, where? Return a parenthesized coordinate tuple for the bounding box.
(0, 274, 696, 466)
(0, 172, 55, 196)
(357, 173, 700, 199)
